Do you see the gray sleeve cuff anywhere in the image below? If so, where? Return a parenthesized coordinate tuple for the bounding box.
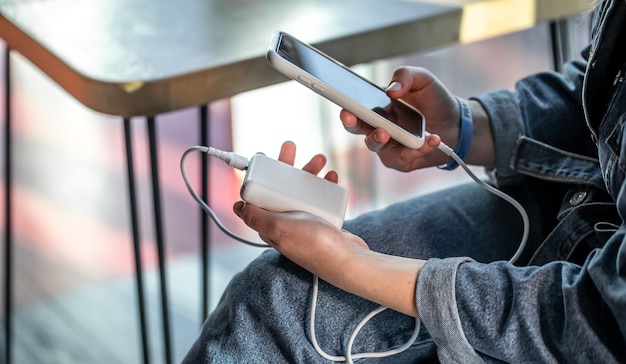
(472, 90, 525, 187)
(416, 257, 484, 363)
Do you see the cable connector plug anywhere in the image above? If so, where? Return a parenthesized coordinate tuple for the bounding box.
(207, 146, 249, 170)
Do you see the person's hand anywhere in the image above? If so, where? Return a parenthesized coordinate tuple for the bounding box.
(234, 141, 423, 317)
(341, 66, 494, 171)
(233, 141, 369, 287)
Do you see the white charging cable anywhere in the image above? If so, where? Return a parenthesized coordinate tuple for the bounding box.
(307, 142, 529, 364)
(180, 146, 270, 248)
(181, 146, 421, 362)
(180, 143, 529, 363)
(436, 142, 530, 264)
(308, 275, 421, 363)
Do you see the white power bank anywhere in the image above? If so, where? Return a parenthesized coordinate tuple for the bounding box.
(240, 153, 348, 228)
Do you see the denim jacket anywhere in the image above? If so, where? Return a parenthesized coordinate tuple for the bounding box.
(416, 1, 626, 362)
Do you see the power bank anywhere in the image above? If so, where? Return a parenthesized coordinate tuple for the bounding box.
(240, 153, 348, 228)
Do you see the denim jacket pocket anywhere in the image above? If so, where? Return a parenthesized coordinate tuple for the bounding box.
(510, 137, 619, 266)
(529, 201, 620, 266)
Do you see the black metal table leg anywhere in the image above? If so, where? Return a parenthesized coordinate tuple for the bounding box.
(146, 116, 172, 364)
(4, 44, 12, 364)
(199, 105, 210, 322)
(123, 118, 151, 364)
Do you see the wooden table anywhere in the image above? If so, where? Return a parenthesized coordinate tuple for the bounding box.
(0, 0, 591, 363)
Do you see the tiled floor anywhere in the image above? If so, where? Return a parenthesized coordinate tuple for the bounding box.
(0, 15, 590, 364)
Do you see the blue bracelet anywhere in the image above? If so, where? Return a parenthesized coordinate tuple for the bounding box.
(439, 97, 473, 170)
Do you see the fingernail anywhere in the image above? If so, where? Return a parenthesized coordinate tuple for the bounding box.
(386, 81, 402, 92)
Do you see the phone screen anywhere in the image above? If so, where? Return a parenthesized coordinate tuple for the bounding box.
(276, 33, 423, 137)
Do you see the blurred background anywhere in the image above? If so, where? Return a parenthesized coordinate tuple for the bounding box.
(0, 4, 591, 364)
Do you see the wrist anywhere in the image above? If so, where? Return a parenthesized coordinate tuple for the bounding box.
(346, 249, 423, 317)
(439, 97, 473, 170)
(465, 99, 495, 168)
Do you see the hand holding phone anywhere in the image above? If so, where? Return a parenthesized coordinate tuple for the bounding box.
(266, 31, 425, 149)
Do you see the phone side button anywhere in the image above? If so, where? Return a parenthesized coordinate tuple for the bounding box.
(297, 76, 312, 85)
(311, 83, 325, 93)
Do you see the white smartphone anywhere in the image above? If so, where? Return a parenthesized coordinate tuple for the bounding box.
(266, 31, 425, 149)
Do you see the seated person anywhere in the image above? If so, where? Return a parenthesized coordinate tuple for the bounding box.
(184, 1, 626, 362)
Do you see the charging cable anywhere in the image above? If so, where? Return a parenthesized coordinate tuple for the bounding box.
(309, 275, 421, 363)
(436, 142, 529, 264)
(306, 142, 529, 364)
(180, 143, 529, 363)
(181, 146, 420, 362)
(180, 146, 270, 248)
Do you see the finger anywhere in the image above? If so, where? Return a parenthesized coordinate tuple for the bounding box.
(278, 141, 296, 165)
(233, 200, 246, 219)
(423, 133, 442, 153)
(340, 109, 373, 135)
(233, 201, 280, 236)
(324, 170, 339, 183)
(385, 67, 413, 99)
(364, 128, 391, 152)
(388, 66, 433, 95)
(339, 109, 358, 131)
(301, 154, 327, 175)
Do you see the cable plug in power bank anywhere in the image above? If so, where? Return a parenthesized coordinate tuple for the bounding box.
(240, 153, 348, 228)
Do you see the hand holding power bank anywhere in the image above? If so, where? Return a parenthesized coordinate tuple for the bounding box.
(266, 31, 426, 149)
(240, 153, 348, 228)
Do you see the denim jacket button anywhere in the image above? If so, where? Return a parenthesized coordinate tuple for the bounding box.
(569, 190, 587, 206)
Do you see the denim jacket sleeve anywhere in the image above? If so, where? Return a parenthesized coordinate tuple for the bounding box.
(416, 234, 626, 363)
(473, 60, 594, 187)
(456, 228, 626, 363)
(416, 257, 485, 363)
